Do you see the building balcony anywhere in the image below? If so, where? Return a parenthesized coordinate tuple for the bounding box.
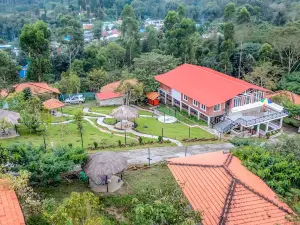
(227, 102, 288, 127)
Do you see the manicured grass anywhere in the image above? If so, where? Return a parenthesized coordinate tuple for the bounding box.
(135, 117, 214, 140)
(1, 121, 137, 148)
(103, 118, 117, 125)
(138, 110, 155, 116)
(51, 116, 72, 123)
(90, 106, 118, 115)
(157, 105, 208, 126)
(62, 100, 97, 115)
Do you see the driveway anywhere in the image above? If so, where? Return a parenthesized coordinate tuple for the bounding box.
(108, 142, 234, 165)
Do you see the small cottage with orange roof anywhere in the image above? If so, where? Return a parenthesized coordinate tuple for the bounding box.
(168, 151, 295, 225)
(96, 79, 137, 106)
(0, 180, 25, 225)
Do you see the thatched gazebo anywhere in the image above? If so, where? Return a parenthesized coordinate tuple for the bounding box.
(110, 105, 138, 121)
(0, 109, 20, 125)
(0, 109, 20, 137)
(83, 152, 127, 192)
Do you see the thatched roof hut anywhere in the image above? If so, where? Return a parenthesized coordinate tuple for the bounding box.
(0, 110, 20, 125)
(110, 105, 138, 121)
(83, 152, 127, 185)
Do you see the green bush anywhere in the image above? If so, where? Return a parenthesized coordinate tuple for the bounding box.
(229, 138, 262, 147)
(78, 171, 88, 183)
(233, 143, 300, 215)
(2, 144, 88, 185)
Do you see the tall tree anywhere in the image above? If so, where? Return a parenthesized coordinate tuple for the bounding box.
(237, 7, 251, 24)
(164, 6, 196, 63)
(244, 62, 283, 90)
(121, 4, 140, 66)
(272, 25, 300, 75)
(19, 20, 51, 82)
(224, 2, 236, 21)
(87, 69, 109, 92)
(57, 15, 84, 70)
(0, 50, 20, 89)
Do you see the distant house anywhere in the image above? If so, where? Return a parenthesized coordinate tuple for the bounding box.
(168, 151, 295, 225)
(267, 90, 300, 105)
(95, 79, 137, 106)
(0, 180, 25, 225)
(155, 64, 288, 137)
(19, 65, 28, 79)
(1, 82, 60, 99)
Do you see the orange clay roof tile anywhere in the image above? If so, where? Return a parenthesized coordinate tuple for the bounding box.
(43, 99, 64, 110)
(168, 151, 295, 225)
(0, 180, 25, 225)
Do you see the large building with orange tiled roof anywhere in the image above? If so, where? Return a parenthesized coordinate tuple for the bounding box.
(155, 64, 288, 137)
(168, 151, 295, 225)
(1, 82, 60, 99)
(0, 180, 25, 225)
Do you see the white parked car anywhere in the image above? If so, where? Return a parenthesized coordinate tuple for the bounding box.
(64, 95, 85, 104)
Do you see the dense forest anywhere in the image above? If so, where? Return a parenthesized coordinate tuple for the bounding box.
(1, 0, 300, 96)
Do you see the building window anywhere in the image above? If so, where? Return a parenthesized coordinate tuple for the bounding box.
(245, 95, 252, 104)
(214, 104, 221, 112)
(183, 94, 188, 101)
(193, 99, 198, 107)
(200, 104, 206, 111)
(234, 97, 242, 107)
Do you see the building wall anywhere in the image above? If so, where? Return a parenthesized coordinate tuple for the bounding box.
(96, 97, 123, 106)
(180, 93, 224, 117)
(160, 83, 171, 93)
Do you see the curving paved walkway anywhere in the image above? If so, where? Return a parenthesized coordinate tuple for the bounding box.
(97, 117, 183, 146)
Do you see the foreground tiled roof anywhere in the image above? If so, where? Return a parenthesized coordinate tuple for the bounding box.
(0, 180, 25, 225)
(43, 99, 64, 110)
(155, 64, 269, 107)
(100, 79, 137, 93)
(96, 92, 122, 100)
(13, 82, 60, 95)
(267, 90, 300, 105)
(168, 151, 294, 225)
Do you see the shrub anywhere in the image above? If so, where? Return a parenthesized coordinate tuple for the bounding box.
(157, 136, 163, 143)
(118, 140, 122, 147)
(138, 137, 143, 144)
(78, 171, 89, 183)
(93, 141, 98, 149)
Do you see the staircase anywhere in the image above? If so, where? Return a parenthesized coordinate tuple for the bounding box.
(213, 119, 239, 134)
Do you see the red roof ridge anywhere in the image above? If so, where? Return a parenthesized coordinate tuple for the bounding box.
(222, 165, 293, 216)
(168, 153, 294, 224)
(186, 64, 267, 91)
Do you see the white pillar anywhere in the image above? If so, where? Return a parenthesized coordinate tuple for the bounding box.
(279, 118, 283, 128)
(180, 101, 182, 111)
(256, 124, 260, 136)
(207, 116, 211, 126)
(197, 111, 200, 120)
(188, 106, 191, 116)
(265, 122, 269, 133)
(172, 98, 174, 106)
(164, 94, 167, 104)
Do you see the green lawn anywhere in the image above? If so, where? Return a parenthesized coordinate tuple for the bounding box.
(157, 105, 208, 126)
(138, 110, 155, 116)
(1, 121, 137, 149)
(90, 106, 118, 115)
(135, 117, 214, 140)
(51, 116, 72, 123)
(103, 118, 117, 125)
